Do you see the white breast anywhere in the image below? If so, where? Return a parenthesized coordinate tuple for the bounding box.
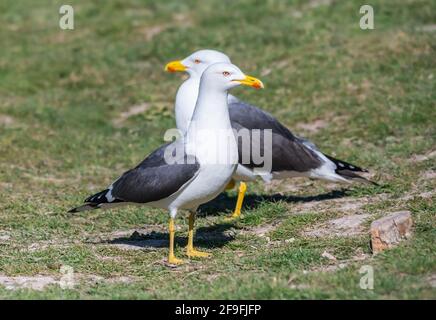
(175, 79, 199, 134)
(171, 164, 236, 210)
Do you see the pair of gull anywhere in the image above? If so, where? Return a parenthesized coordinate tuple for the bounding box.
(70, 50, 373, 265)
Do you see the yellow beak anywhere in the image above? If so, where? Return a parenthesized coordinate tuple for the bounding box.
(235, 75, 264, 89)
(165, 60, 187, 73)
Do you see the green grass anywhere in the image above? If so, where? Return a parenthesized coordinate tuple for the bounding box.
(0, 0, 435, 299)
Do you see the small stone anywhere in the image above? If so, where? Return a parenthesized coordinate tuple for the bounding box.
(0, 233, 10, 241)
(285, 237, 295, 243)
(370, 211, 413, 254)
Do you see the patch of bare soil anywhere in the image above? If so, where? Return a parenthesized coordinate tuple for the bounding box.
(296, 119, 328, 134)
(260, 60, 290, 76)
(399, 190, 434, 202)
(263, 178, 314, 193)
(310, 249, 371, 273)
(0, 275, 57, 291)
(420, 170, 436, 181)
(304, 214, 371, 238)
(305, 0, 332, 9)
(241, 223, 280, 238)
(24, 240, 76, 253)
(321, 250, 337, 261)
(0, 231, 11, 242)
(0, 274, 138, 291)
(416, 25, 436, 32)
(409, 150, 436, 163)
(112, 103, 151, 127)
(138, 13, 193, 41)
(22, 173, 72, 185)
(0, 115, 15, 127)
(292, 194, 388, 215)
(425, 274, 436, 288)
(294, 112, 351, 135)
(143, 25, 168, 41)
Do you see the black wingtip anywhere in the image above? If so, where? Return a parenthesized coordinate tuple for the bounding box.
(325, 154, 368, 173)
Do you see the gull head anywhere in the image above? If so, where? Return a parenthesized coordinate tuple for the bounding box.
(200, 62, 264, 92)
(165, 49, 231, 77)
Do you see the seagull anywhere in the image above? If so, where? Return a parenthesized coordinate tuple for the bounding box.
(165, 49, 376, 219)
(69, 62, 264, 264)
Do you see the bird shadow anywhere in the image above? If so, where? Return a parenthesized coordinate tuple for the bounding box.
(96, 189, 348, 250)
(103, 222, 237, 250)
(197, 189, 349, 217)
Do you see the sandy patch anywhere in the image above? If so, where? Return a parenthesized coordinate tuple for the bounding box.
(0, 115, 15, 127)
(416, 25, 436, 32)
(304, 214, 371, 238)
(112, 103, 151, 127)
(292, 194, 385, 215)
(0, 274, 138, 291)
(138, 13, 193, 41)
(296, 119, 328, 134)
(425, 274, 436, 288)
(409, 150, 436, 163)
(0, 275, 57, 291)
(0, 231, 11, 242)
(242, 223, 280, 238)
(306, 0, 332, 9)
(420, 170, 436, 180)
(321, 250, 337, 261)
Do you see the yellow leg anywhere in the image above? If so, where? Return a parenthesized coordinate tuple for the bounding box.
(226, 182, 247, 220)
(186, 212, 211, 258)
(168, 218, 183, 265)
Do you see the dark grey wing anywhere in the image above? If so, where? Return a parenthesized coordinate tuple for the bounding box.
(229, 98, 299, 142)
(229, 99, 322, 172)
(111, 141, 199, 203)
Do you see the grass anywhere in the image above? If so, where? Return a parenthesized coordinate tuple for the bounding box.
(0, 0, 435, 299)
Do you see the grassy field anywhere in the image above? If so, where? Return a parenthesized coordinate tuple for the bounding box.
(0, 0, 435, 299)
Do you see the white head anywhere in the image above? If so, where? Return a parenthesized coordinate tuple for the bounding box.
(165, 50, 263, 133)
(165, 49, 231, 78)
(199, 62, 264, 92)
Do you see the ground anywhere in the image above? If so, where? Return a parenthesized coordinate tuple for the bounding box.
(0, 0, 435, 299)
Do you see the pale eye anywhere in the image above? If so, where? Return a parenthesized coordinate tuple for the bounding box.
(222, 71, 230, 77)
(194, 59, 201, 64)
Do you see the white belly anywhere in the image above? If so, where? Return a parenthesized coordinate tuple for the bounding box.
(148, 164, 236, 215)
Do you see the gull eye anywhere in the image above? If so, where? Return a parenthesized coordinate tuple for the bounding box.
(194, 59, 201, 64)
(222, 71, 230, 77)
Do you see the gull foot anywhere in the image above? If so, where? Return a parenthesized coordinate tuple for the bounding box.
(168, 256, 184, 265)
(224, 212, 241, 221)
(187, 249, 211, 258)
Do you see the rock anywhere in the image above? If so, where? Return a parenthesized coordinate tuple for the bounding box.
(370, 211, 413, 254)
